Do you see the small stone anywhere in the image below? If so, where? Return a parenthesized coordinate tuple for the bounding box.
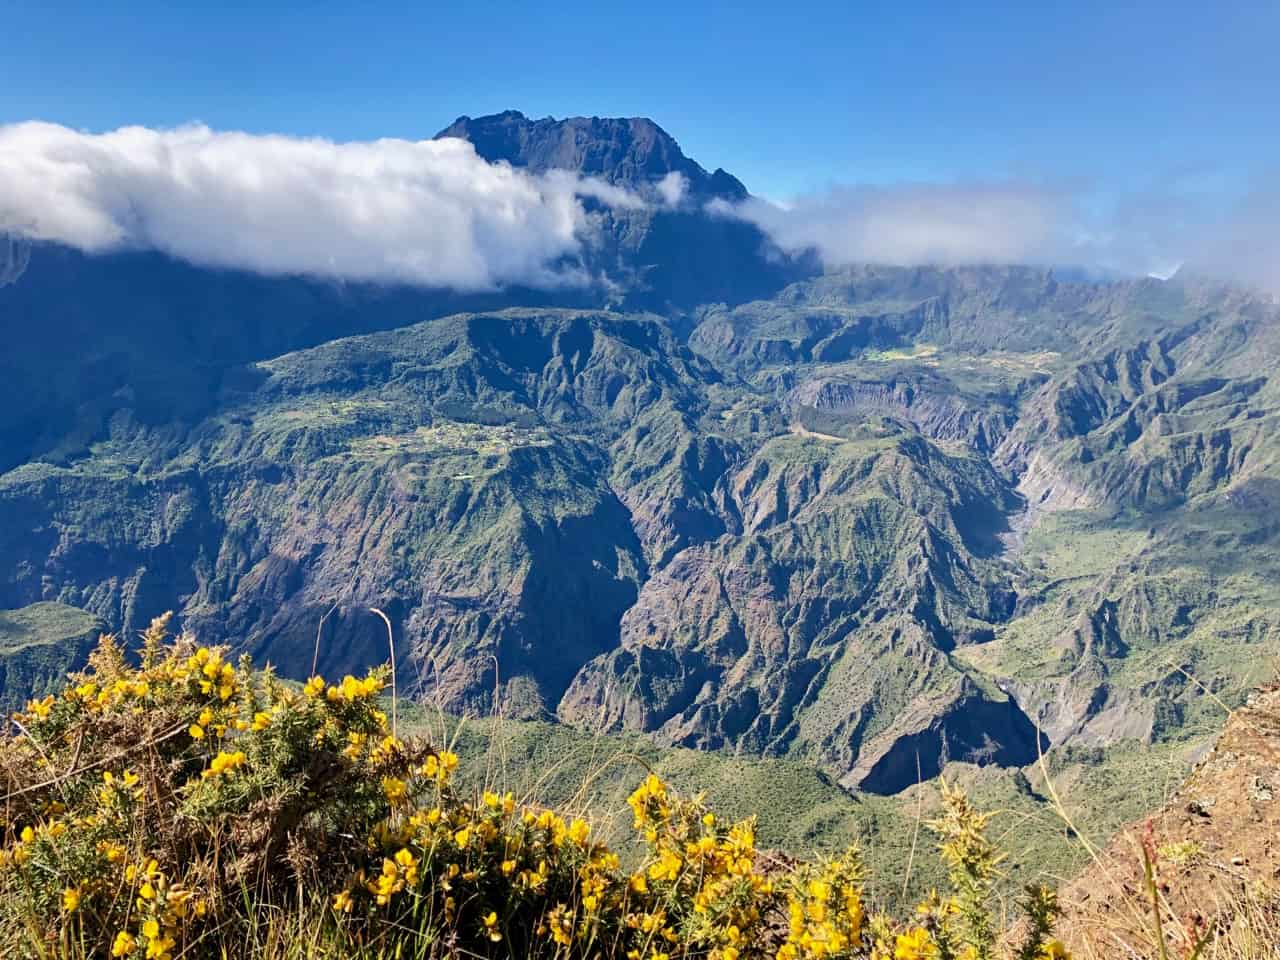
(1187, 797, 1216, 817)
(1249, 776, 1274, 802)
(1231, 856, 1245, 867)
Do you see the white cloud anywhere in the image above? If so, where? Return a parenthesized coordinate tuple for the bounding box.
(1184, 178, 1280, 296)
(720, 182, 1070, 268)
(3, 121, 1277, 298)
(718, 175, 1280, 296)
(655, 172, 688, 208)
(0, 122, 645, 290)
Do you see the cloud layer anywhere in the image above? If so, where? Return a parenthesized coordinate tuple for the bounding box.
(726, 183, 1069, 268)
(0, 122, 641, 290)
(1, 122, 1275, 296)
(723, 176, 1280, 296)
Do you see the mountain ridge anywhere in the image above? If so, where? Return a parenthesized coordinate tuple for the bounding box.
(435, 109, 749, 202)
(0, 111, 813, 472)
(2, 112, 1279, 806)
(6, 262, 1277, 794)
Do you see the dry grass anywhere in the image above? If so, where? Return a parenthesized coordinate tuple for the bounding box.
(1044, 684, 1280, 960)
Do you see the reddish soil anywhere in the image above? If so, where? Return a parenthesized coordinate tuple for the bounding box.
(1057, 688, 1280, 958)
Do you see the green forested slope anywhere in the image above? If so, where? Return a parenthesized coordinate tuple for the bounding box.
(2, 265, 1277, 808)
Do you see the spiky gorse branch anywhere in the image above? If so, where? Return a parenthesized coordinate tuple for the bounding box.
(1, 618, 1072, 959)
(925, 778, 1004, 960)
(779, 850, 866, 958)
(1015, 885, 1064, 960)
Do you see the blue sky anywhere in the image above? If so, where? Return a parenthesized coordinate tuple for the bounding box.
(3, 0, 1277, 199)
(2, 1, 1278, 291)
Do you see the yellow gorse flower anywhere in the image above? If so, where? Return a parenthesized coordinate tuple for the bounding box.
(24, 694, 55, 721)
(483, 910, 502, 941)
(382, 776, 408, 804)
(202, 750, 247, 779)
(567, 818, 591, 847)
(0, 630, 1069, 960)
(326, 674, 384, 702)
(894, 927, 939, 960)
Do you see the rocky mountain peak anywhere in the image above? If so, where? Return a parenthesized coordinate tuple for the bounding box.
(434, 110, 749, 203)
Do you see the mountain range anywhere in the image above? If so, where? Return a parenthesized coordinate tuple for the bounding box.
(2, 111, 1278, 797)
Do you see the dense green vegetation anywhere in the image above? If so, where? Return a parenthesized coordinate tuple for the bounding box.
(0, 601, 104, 713)
(3, 261, 1278, 806)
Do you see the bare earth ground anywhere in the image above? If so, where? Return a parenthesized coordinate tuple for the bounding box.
(1057, 687, 1280, 958)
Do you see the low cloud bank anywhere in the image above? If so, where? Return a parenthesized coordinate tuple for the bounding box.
(1190, 179, 1280, 295)
(722, 176, 1280, 296)
(723, 183, 1068, 268)
(1, 122, 1275, 296)
(0, 122, 643, 290)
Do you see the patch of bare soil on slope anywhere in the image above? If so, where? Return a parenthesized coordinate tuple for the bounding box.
(1057, 687, 1280, 958)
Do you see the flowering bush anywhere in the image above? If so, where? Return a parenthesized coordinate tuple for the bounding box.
(0, 617, 1069, 959)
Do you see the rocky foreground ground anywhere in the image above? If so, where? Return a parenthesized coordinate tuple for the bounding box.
(1058, 684, 1280, 956)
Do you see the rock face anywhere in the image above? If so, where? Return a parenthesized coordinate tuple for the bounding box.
(435, 111, 814, 309)
(0, 310, 714, 717)
(0, 244, 582, 474)
(791, 375, 1018, 453)
(558, 430, 1039, 792)
(436, 111, 748, 202)
(0, 602, 105, 713)
(844, 681, 1046, 794)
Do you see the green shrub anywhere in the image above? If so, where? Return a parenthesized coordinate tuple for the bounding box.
(1, 617, 1069, 960)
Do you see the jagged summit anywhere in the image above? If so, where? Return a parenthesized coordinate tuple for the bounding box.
(431, 111, 802, 309)
(435, 110, 749, 202)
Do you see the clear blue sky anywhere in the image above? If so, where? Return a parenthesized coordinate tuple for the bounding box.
(2, 0, 1277, 199)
